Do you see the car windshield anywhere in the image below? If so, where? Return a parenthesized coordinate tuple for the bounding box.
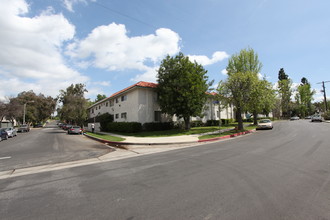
(72, 126, 81, 129)
(259, 119, 271, 123)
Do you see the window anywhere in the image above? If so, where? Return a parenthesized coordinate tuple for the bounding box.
(106, 102, 108, 107)
(91, 108, 94, 114)
(116, 98, 119, 103)
(121, 95, 127, 101)
(121, 112, 127, 119)
(115, 114, 119, 119)
(154, 111, 161, 122)
(110, 100, 114, 107)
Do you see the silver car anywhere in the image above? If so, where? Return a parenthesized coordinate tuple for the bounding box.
(311, 115, 322, 122)
(257, 119, 273, 130)
(3, 127, 17, 138)
(67, 126, 83, 135)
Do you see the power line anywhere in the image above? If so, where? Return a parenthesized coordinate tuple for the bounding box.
(317, 81, 330, 111)
(92, 2, 157, 29)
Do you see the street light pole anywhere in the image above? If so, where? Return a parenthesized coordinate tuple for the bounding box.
(23, 103, 26, 124)
(23, 101, 35, 124)
(317, 81, 330, 112)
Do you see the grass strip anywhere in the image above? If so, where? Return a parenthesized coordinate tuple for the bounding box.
(112, 125, 235, 137)
(198, 125, 257, 140)
(85, 132, 125, 142)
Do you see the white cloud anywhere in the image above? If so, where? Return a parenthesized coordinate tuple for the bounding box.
(67, 23, 181, 72)
(188, 51, 229, 66)
(130, 67, 158, 83)
(62, 0, 89, 12)
(0, 0, 89, 99)
(221, 69, 228, 75)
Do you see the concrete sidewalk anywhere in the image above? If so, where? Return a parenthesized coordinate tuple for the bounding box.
(85, 127, 252, 145)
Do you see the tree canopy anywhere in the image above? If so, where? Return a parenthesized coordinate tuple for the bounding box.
(0, 91, 56, 125)
(277, 68, 292, 118)
(57, 83, 88, 126)
(156, 52, 209, 130)
(223, 48, 264, 130)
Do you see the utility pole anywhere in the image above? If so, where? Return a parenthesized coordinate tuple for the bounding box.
(317, 81, 330, 112)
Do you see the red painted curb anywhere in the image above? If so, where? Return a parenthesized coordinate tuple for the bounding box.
(198, 129, 256, 143)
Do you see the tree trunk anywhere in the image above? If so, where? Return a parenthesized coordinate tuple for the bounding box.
(253, 110, 258, 125)
(236, 108, 244, 130)
(184, 116, 191, 131)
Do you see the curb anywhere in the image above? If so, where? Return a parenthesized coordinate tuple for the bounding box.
(198, 129, 256, 142)
(84, 129, 257, 146)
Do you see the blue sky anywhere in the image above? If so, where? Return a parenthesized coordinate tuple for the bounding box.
(0, 0, 329, 102)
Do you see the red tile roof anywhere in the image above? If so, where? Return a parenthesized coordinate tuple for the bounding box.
(110, 81, 158, 98)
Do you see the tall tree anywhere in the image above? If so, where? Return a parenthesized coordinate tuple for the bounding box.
(58, 84, 88, 126)
(6, 91, 56, 124)
(224, 48, 262, 130)
(277, 68, 292, 118)
(295, 77, 315, 117)
(248, 78, 276, 125)
(157, 52, 209, 130)
(95, 94, 107, 103)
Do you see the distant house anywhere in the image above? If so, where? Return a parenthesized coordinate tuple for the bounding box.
(87, 81, 235, 131)
(0, 116, 17, 128)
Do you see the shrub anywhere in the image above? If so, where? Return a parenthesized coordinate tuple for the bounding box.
(221, 119, 234, 125)
(143, 122, 174, 131)
(323, 111, 330, 120)
(206, 120, 219, 126)
(107, 122, 142, 133)
(191, 120, 204, 127)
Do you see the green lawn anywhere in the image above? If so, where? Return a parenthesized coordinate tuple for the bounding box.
(112, 125, 236, 137)
(85, 132, 125, 142)
(198, 125, 257, 140)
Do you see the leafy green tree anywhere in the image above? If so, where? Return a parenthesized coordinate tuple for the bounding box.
(248, 78, 276, 125)
(6, 91, 56, 124)
(95, 94, 107, 103)
(295, 77, 315, 117)
(58, 84, 88, 126)
(277, 68, 292, 118)
(156, 52, 209, 130)
(224, 48, 262, 130)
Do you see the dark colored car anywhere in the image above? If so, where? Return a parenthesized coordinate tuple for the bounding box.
(0, 129, 8, 141)
(63, 124, 72, 130)
(17, 124, 30, 132)
(33, 123, 43, 128)
(68, 126, 83, 134)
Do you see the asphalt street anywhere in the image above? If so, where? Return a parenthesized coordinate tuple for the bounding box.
(1, 120, 330, 219)
(0, 122, 111, 172)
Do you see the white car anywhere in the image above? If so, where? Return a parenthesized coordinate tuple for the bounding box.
(311, 115, 322, 122)
(257, 119, 273, 130)
(3, 127, 17, 138)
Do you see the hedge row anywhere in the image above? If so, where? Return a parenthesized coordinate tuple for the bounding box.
(206, 119, 234, 126)
(95, 119, 238, 133)
(106, 122, 142, 133)
(143, 122, 174, 131)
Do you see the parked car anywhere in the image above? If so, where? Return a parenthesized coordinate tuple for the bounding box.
(257, 119, 273, 130)
(311, 115, 322, 122)
(62, 124, 72, 130)
(68, 126, 83, 134)
(3, 127, 17, 138)
(17, 124, 30, 132)
(290, 116, 300, 120)
(0, 129, 8, 141)
(33, 123, 43, 128)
